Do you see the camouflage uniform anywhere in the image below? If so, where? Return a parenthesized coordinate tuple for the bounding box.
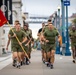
(43, 28, 59, 52)
(69, 26, 76, 63)
(22, 28, 32, 53)
(9, 29, 26, 52)
(69, 30, 76, 48)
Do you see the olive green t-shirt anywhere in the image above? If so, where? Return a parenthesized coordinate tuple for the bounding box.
(9, 29, 26, 45)
(69, 30, 76, 44)
(43, 28, 59, 44)
(22, 28, 32, 39)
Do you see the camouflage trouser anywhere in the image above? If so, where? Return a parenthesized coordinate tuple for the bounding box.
(45, 43, 56, 52)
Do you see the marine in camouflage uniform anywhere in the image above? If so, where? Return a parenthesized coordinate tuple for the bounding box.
(8, 23, 27, 68)
(6, 20, 20, 67)
(22, 23, 32, 65)
(69, 25, 76, 63)
(43, 23, 60, 69)
(41, 21, 58, 64)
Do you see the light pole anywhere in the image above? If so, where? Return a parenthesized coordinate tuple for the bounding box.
(65, 5, 71, 56)
(56, 6, 61, 54)
(61, 0, 66, 55)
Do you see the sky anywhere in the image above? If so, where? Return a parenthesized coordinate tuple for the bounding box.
(22, 0, 76, 17)
(21, 0, 76, 38)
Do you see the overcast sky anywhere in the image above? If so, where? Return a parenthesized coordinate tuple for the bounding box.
(22, 0, 76, 17)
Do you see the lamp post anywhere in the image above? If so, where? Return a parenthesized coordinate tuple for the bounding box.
(56, 6, 61, 54)
(65, 5, 71, 56)
(61, 0, 66, 55)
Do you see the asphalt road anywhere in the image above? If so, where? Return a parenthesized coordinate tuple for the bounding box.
(0, 50, 76, 75)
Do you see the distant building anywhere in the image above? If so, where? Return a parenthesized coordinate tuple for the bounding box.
(68, 13, 76, 24)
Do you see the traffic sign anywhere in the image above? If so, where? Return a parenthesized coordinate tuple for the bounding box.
(63, 0, 70, 6)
